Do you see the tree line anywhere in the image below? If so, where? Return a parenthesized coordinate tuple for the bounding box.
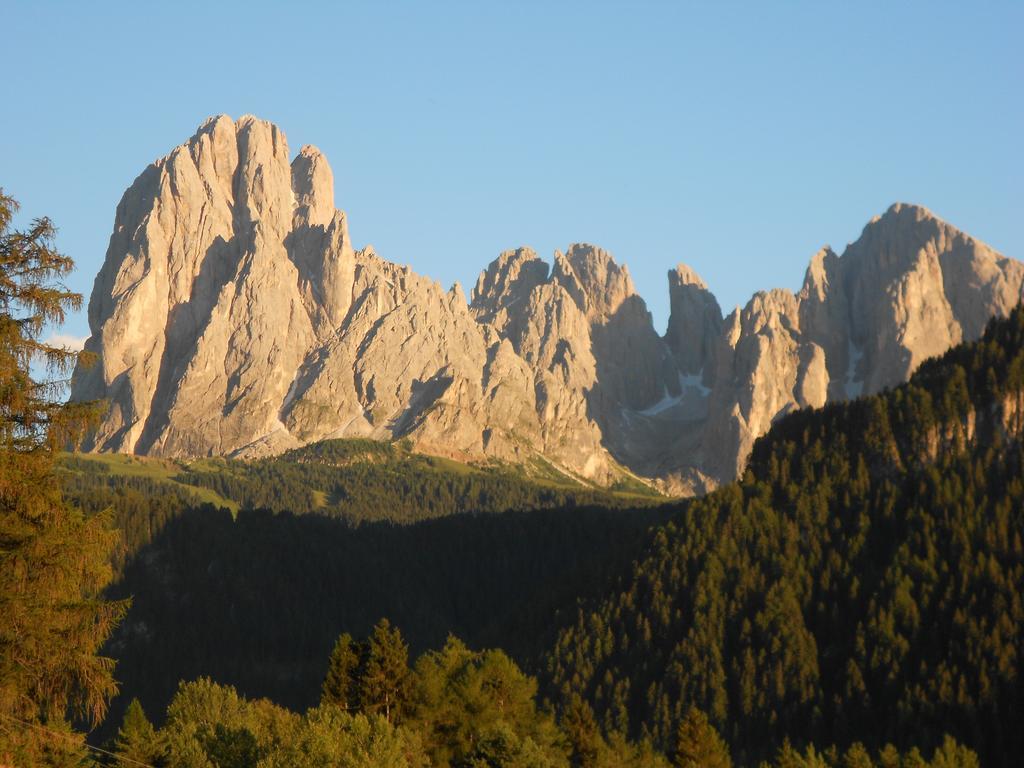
(173, 441, 657, 525)
(106, 620, 980, 768)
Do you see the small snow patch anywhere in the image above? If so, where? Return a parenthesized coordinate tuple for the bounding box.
(679, 370, 711, 397)
(639, 389, 684, 416)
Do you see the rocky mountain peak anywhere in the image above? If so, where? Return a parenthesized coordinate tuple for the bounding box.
(550, 249, 589, 314)
(800, 246, 840, 303)
(291, 144, 335, 229)
(665, 263, 722, 377)
(71, 116, 1023, 494)
(737, 289, 801, 338)
(561, 243, 638, 321)
(669, 263, 708, 290)
(232, 115, 294, 230)
(876, 200, 936, 223)
(840, 201, 1023, 392)
(470, 247, 549, 332)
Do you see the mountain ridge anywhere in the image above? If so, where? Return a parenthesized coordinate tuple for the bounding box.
(70, 115, 1024, 492)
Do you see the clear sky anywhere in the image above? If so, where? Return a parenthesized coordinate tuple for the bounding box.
(3, 1, 1021, 345)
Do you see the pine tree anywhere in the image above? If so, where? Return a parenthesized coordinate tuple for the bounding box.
(114, 698, 163, 765)
(359, 618, 410, 724)
(562, 694, 601, 768)
(321, 633, 362, 710)
(0, 190, 127, 765)
(673, 707, 731, 768)
(841, 742, 874, 768)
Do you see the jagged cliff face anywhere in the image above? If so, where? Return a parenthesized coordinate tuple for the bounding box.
(71, 116, 1024, 492)
(701, 204, 1024, 482)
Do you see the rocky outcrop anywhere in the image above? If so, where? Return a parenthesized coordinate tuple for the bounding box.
(840, 203, 1023, 393)
(704, 289, 829, 482)
(699, 203, 1024, 482)
(665, 264, 722, 382)
(470, 247, 549, 335)
(71, 116, 1024, 492)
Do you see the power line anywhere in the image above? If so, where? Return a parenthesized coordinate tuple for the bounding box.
(0, 710, 156, 768)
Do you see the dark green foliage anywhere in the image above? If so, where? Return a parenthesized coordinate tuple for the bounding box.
(562, 695, 600, 768)
(133, 629, 975, 768)
(152, 633, 577, 768)
(321, 634, 361, 710)
(764, 736, 979, 768)
(56, 433, 668, 746)
(548, 307, 1024, 767)
(84, 498, 667, 744)
(160, 678, 306, 768)
(58, 434, 660, 582)
(321, 621, 413, 724)
(172, 439, 657, 524)
(359, 619, 412, 724)
(58, 472, 212, 576)
(410, 635, 565, 767)
(840, 743, 873, 768)
(284, 437, 399, 463)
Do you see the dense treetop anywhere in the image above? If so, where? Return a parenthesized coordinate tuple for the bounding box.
(107, 623, 980, 768)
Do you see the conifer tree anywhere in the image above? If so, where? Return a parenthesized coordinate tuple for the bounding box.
(359, 618, 410, 724)
(321, 633, 362, 710)
(673, 707, 731, 768)
(114, 698, 163, 765)
(562, 694, 601, 768)
(841, 742, 874, 768)
(0, 190, 126, 765)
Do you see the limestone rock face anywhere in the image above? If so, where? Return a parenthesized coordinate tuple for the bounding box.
(470, 247, 549, 335)
(841, 203, 1023, 393)
(699, 203, 1022, 483)
(75, 115, 316, 458)
(665, 264, 723, 381)
(704, 290, 828, 481)
(72, 117, 1024, 492)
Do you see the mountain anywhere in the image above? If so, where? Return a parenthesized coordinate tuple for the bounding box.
(66, 300, 1023, 766)
(547, 306, 1024, 766)
(71, 115, 1024, 491)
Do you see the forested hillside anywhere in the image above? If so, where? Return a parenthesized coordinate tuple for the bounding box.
(548, 307, 1024, 767)
(63, 437, 655, 528)
(58, 448, 669, 744)
(58, 309, 1024, 766)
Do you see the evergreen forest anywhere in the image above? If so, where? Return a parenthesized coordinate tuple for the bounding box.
(548, 306, 1024, 767)
(3, 188, 1018, 766)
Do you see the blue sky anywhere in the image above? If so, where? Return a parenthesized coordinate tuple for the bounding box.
(3, 1, 1021, 344)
